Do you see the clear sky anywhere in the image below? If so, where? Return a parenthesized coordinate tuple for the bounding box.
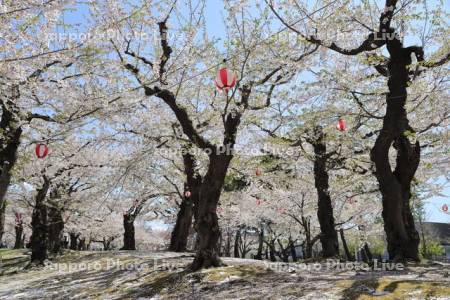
(61, 0, 449, 224)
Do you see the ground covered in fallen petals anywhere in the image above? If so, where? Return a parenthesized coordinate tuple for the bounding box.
(0, 249, 449, 299)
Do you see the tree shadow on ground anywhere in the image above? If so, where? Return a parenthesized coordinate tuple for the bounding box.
(120, 269, 194, 299)
(0, 254, 192, 299)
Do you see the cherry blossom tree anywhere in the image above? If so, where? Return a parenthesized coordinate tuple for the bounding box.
(268, 0, 449, 261)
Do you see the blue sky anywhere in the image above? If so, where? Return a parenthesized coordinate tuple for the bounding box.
(60, 0, 449, 224)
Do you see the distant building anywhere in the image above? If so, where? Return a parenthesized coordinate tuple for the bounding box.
(419, 222, 450, 259)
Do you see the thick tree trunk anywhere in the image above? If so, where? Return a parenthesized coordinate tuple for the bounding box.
(30, 178, 51, 264)
(0, 94, 22, 246)
(0, 136, 21, 246)
(339, 228, 354, 261)
(370, 37, 421, 261)
(121, 213, 136, 250)
(312, 126, 339, 257)
(189, 154, 233, 271)
(47, 206, 64, 255)
(14, 223, 24, 249)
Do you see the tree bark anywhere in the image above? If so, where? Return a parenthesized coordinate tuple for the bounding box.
(312, 126, 339, 257)
(47, 206, 64, 255)
(189, 153, 234, 271)
(370, 35, 421, 261)
(169, 149, 199, 252)
(169, 199, 194, 252)
(0, 111, 22, 246)
(121, 213, 136, 250)
(30, 178, 51, 264)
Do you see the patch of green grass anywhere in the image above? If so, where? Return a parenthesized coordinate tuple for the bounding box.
(0, 249, 30, 275)
(0, 249, 28, 259)
(340, 278, 450, 300)
(202, 264, 271, 282)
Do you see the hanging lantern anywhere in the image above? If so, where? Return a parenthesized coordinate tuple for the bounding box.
(35, 143, 49, 158)
(442, 204, 448, 212)
(255, 168, 262, 176)
(256, 199, 261, 206)
(336, 118, 346, 131)
(215, 68, 237, 92)
(184, 191, 191, 198)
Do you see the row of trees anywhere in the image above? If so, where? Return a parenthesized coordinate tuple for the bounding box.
(0, 0, 448, 270)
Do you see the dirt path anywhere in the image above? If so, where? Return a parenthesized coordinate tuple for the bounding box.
(0, 250, 449, 299)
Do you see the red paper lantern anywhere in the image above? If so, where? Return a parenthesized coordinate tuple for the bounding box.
(35, 143, 49, 158)
(255, 168, 262, 176)
(443, 204, 448, 212)
(184, 191, 191, 198)
(215, 68, 237, 91)
(336, 118, 346, 131)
